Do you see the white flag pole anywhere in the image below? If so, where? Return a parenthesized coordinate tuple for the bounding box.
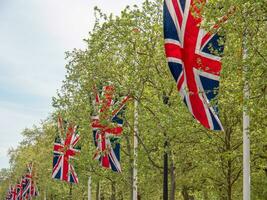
(133, 98, 139, 200)
(132, 27, 140, 200)
(88, 177, 92, 200)
(243, 36, 250, 200)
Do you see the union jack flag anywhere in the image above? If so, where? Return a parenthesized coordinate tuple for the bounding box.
(5, 186, 12, 200)
(22, 170, 31, 198)
(164, 0, 224, 130)
(22, 164, 39, 199)
(29, 182, 39, 198)
(91, 85, 130, 172)
(20, 176, 28, 198)
(6, 164, 39, 200)
(10, 186, 17, 200)
(52, 116, 80, 183)
(15, 182, 22, 200)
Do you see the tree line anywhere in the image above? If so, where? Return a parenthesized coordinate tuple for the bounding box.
(0, 0, 266, 199)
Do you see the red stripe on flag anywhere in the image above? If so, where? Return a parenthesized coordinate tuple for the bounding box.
(164, 43, 182, 59)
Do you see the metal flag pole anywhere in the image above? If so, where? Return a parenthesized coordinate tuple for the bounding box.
(243, 35, 250, 200)
(88, 177, 92, 200)
(133, 98, 139, 200)
(163, 94, 169, 200)
(163, 139, 168, 200)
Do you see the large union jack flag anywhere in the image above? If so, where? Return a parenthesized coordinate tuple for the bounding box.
(91, 85, 130, 172)
(164, 0, 224, 130)
(52, 116, 80, 183)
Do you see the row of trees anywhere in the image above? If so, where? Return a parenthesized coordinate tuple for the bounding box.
(0, 0, 266, 199)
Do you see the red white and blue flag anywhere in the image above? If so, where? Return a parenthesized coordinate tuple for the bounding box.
(15, 182, 22, 200)
(20, 176, 28, 198)
(52, 116, 80, 183)
(22, 172, 31, 198)
(29, 182, 39, 198)
(6, 186, 16, 200)
(164, 0, 224, 130)
(91, 85, 130, 172)
(5, 186, 12, 200)
(23, 164, 38, 199)
(10, 186, 17, 200)
(6, 164, 38, 200)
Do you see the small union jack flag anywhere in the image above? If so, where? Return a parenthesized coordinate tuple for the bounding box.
(5, 186, 12, 200)
(10, 186, 17, 200)
(22, 170, 31, 198)
(91, 85, 130, 172)
(29, 182, 39, 198)
(15, 182, 22, 200)
(20, 176, 28, 198)
(164, 0, 225, 130)
(52, 116, 81, 183)
(22, 164, 38, 199)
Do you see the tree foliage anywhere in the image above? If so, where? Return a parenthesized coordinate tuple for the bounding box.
(0, 0, 266, 199)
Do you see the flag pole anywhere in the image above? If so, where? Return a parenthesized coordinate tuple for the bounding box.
(133, 98, 139, 200)
(163, 139, 168, 200)
(132, 27, 140, 200)
(163, 94, 169, 200)
(243, 35, 250, 200)
(88, 177, 92, 200)
(44, 190, 46, 200)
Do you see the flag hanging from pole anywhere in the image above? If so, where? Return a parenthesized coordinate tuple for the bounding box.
(29, 181, 39, 198)
(6, 164, 39, 200)
(52, 116, 81, 183)
(91, 85, 130, 172)
(10, 185, 17, 200)
(23, 163, 39, 199)
(163, 0, 224, 130)
(20, 176, 29, 199)
(15, 182, 22, 200)
(5, 186, 12, 200)
(22, 165, 32, 198)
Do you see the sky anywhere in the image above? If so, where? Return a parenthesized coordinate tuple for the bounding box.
(0, 0, 144, 169)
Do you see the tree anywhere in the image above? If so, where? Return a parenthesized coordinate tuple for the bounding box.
(1, 1, 266, 199)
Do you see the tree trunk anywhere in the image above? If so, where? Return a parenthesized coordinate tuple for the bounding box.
(163, 94, 170, 200)
(100, 194, 105, 200)
(169, 155, 176, 200)
(225, 128, 232, 200)
(96, 181, 101, 200)
(181, 186, 194, 200)
(163, 140, 168, 200)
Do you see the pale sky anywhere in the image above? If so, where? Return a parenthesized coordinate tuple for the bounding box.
(0, 0, 144, 169)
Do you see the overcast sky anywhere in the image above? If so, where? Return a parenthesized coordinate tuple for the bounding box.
(0, 0, 144, 169)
